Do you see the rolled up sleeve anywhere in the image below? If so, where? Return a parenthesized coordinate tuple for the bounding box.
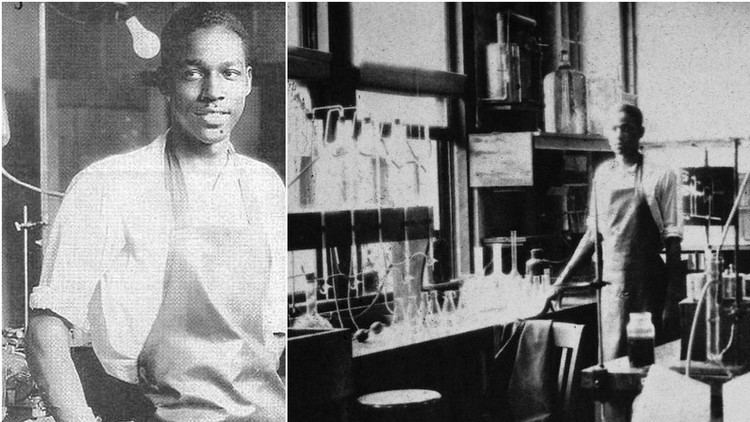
(30, 167, 123, 332)
(657, 168, 683, 240)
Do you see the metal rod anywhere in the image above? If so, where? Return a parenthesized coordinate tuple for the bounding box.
(39, 3, 49, 223)
(734, 138, 740, 306)
(23, 205, 29, 330)
(593, 183, 605, 368)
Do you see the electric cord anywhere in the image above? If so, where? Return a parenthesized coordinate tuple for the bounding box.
(2, 167, 65, 198)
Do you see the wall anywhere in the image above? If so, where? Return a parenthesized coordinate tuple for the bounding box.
(3, 2, 42, 328)
(638, 3, 750, 146)
(580, 2, 623, 136)
(579, 3, 750, 171)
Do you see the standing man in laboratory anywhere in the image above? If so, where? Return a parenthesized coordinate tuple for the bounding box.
(26, 4, 285, 421)
(551, 103, 683, 361)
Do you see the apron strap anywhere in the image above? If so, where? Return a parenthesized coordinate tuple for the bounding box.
(163, 135, 250, 227)
(634, 154, 647, 204)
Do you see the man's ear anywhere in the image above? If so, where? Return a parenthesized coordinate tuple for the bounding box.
(156, 66, 172, 97)
(244, 66, 253, 96)
(638, 125, 645, 139)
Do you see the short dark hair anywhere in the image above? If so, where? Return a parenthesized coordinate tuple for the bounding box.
(616, 103, 643, 127)
(160, 4, 250, 70)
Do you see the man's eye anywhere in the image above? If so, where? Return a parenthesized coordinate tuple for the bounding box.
(182, 69, 203, 80)
(223, 69, 242, 79)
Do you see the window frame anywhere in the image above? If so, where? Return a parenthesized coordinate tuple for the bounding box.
(287, 3, 468, 316)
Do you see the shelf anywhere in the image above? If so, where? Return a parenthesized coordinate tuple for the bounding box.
(358, 63, 466, 97)
(533, 132, 611, 152)
(478, 99, 542, 113)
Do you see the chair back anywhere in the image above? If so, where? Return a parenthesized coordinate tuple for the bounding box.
(550, 321, 585, 422)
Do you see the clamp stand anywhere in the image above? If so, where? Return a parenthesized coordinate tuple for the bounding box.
(14, 205, 46, 330)
(590, 184, 611, 402)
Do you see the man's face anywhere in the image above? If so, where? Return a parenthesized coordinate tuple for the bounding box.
(606, 110, 644, 157)
(165, 26, 251, 145)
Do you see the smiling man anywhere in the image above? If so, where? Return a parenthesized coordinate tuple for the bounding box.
(26, 5, 285, 421)
(551, 103, 683, 362)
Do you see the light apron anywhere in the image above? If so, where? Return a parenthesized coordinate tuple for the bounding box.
(598, 162, 666, 361)
(135, 147, 285, 421)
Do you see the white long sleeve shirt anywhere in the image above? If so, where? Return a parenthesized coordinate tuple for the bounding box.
(30, 133, 286, 384)
(587, 153, 684, 244)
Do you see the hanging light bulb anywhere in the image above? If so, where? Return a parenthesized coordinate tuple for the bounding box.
(114, 2, 160, 59)
(125, 15, 160, 59)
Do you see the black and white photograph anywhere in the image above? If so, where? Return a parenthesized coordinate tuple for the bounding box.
(3, 3, 286, 421)
(3, 2, 750, 422)
(285, 3, 749, 422)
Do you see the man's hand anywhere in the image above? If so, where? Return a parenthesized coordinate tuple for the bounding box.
(547, 283, 565, 301)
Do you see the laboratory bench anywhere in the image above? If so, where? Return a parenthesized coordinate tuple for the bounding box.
(288, 302, 598, 422)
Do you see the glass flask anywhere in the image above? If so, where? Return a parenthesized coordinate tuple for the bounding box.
(419, 291, 430, 329)
(406, 295, 419, 337)
(427, 290, 442, 330)
(441, 290, 457, 332)
(292, 273, 334, 329)
(508, 231, 524, 287)
(392, 297, 407, 330)
(489, 242, 507, 312)
(543, 49, 587, 134)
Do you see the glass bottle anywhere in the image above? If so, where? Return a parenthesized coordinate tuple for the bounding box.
(508, 231, 524, 283)
(544, 49, 587, 134)
(525, 248, 546, 279)
(705, 249, 722, 363)
(486, 12, 509, 100)
(626, 312, 656, 367)
(486, 12, 522, 102)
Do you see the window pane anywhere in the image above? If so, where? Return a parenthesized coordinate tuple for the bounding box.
(355, 90, 443, 230)
(351, 3, 447, 71)
(287, 2, 301, 47)
(287, 86, 443, 227)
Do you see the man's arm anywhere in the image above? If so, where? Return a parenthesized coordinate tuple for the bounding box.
(549, 227, 596, 297)
(656, 165, 684, 341)
(26, 310, 97, 422)
(661, 237, 683, 341)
